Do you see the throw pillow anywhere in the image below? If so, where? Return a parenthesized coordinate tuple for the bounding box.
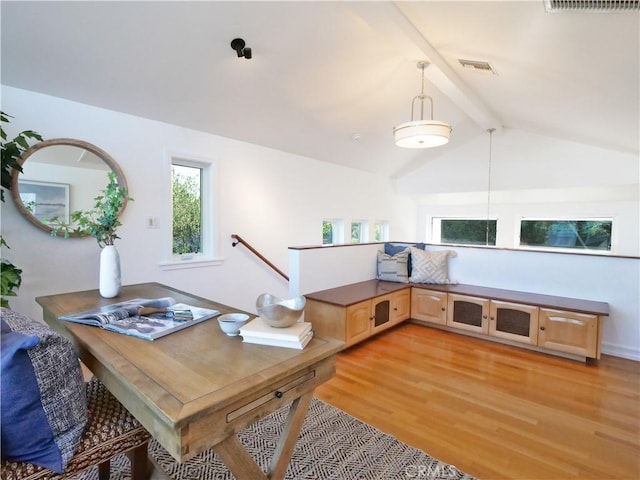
(384, 243, 426, 276)
(377, 249, 410, 283)
(384, 242, 426, 256)
(1, 308, 87, 473)
(408, 248, 457, 284)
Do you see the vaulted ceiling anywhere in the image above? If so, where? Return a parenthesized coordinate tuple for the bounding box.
(2, 1, 638, 178)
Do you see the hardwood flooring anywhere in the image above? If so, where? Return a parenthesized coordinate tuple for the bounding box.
(314, 322, 640, 480)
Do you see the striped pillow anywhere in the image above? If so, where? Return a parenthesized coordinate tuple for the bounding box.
(377, 249, 410, 283)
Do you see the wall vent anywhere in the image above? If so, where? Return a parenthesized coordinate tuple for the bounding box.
(458, 59, 497, 75)
(544, 0, 639, 12)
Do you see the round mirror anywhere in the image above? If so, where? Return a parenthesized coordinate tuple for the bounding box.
(10, 138, 128, 236)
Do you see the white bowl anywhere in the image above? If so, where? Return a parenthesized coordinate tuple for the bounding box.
(217, 313, 250, 336)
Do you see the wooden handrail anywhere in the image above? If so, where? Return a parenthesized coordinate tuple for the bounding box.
(231, 234, 289, 281)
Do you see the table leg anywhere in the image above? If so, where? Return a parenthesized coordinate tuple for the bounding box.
(267, 390, 314, 480)
(213, 390, 315, 480)
(213, 434, 269, 480)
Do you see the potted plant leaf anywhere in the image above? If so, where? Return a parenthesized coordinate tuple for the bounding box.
(0, 111, 43, 307)
(0, 237, 22, 308)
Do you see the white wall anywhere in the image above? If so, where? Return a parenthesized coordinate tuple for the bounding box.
(396, 129, 638, 194)
(1, 86, 416, 321)
(289, 243, 382, 297)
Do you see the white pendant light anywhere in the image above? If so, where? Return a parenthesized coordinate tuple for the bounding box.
(394, 61, 452, 148)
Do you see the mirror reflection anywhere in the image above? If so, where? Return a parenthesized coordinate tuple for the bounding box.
(10, 138, 128, 236)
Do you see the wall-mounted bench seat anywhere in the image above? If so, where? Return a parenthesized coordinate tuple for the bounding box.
(304, 280, 609, 362)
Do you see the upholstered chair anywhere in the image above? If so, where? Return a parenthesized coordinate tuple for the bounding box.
(1, 308, 151, 480)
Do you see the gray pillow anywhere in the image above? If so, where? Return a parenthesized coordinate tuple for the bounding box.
(377, 249, 410, 283)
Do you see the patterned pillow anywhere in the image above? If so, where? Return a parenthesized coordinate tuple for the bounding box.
(377, 249, 410, 283)
(1, 308, 87, 473)
(408, 248, 457, 284)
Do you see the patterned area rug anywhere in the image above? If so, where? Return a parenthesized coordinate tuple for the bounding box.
(75, 398, 475, 480)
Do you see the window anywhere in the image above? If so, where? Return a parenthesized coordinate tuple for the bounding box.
(433, 218, 497, 246)
(519, 219, 612, 252)
(172, 164, 202, 254)
(322, 219, 344, 245)
(167, 155, 218, 265)
(322, 220, 332, 245)
(374, 221, 389, 242)
(350, 221, 368, 243)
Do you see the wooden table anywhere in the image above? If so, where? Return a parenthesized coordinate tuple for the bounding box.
(37, 283, 343, 480)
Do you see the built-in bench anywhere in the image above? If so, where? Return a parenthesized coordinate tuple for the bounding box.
(305, 279, 609, 362)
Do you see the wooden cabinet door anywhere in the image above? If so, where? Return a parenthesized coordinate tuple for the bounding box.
(538, 308, 598, 358)
(489, 301, 539, 345)
(370, 294, 394, 334)
(390, 289, 411, 325)
(345, 300, 372, 345)
(411, 289, 447, 325)
(447, 294, 489, 334)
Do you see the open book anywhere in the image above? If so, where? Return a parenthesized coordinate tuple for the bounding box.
(58, 297, 220, 341)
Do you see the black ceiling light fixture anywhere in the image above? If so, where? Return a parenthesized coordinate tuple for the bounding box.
(230, 38, 252, 59)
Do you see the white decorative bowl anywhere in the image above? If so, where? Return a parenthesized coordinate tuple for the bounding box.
(256, 293, 305, 328)
(217, 313, 250, 336)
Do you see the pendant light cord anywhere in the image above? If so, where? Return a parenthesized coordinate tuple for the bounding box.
(486, 128, 495, 246)
(419, 63, 426, 120)
(411, 61, 434, 122)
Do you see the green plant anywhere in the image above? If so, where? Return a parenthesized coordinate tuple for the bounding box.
(0, 237, 22, 308)
(1, 111, 43, 203)
(1, 111, 43, 307)
(49, 171, 132, 247)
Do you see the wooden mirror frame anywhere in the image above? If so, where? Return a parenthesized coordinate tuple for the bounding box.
(10, 138, 129, 237)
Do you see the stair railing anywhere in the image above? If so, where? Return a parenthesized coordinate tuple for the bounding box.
(231, 234, 289, 282)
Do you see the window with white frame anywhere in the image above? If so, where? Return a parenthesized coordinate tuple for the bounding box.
(432, 218, 497, 246)
(374, 221, 389, 242)
(322, 219, 344, 245)
(170, 156, 217, 259)
(350, 220, 368, 243)
(519, 218, 612, 252)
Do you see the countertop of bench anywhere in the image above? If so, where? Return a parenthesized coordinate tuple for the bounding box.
(304, 279, 609, 316)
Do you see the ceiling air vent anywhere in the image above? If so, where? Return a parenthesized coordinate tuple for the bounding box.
(544, 0, 639, 11)
(458, 59, 497, 75)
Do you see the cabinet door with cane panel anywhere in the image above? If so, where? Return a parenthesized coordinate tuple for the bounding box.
(447, 293, 490, 334)
(489, 300, 539, 345)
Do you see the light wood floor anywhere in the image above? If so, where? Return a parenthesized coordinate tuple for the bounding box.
(314, 322, 640, 480)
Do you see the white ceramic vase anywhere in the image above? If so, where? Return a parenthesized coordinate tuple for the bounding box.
(99, 245, 121, 298)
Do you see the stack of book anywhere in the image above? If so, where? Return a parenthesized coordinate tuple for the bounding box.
(239, 317, 313, 349)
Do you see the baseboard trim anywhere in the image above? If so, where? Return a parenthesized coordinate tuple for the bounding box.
(601, 342, 640, 361)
